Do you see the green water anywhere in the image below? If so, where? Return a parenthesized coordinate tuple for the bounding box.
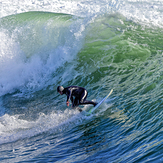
(0, 11, 162, 162)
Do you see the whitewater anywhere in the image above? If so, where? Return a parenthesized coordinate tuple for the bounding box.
(0, 0, 163, 162)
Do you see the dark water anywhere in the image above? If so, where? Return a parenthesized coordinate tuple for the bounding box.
(0, 0, 163, 162)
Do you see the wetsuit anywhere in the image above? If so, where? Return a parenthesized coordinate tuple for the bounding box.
(62, 86, 97, 107)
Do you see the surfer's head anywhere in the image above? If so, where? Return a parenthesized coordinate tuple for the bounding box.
(57, 86, 64, 95)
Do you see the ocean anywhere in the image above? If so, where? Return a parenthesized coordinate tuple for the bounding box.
(0, 0, 163, 162)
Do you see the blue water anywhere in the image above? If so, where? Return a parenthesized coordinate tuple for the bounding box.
(0, 0, 163, 162)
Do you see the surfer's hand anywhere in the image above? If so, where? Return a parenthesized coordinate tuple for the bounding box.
(66, 101, 70, 107)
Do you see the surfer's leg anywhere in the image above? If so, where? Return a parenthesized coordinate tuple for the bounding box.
(73, 97, 79, 107)
(82, 100, 97, 107)
(73, 98, 83, 112)
(79, 90, 97, 106)
(71, 96, 75, 107)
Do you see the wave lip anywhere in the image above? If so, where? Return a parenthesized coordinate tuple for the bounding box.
(0, 0, 121, 18)
(1, 0, 163, 28)
(119, 0, 163, 27)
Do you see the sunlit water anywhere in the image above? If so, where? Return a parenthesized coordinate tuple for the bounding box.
(0, 0, 163, 162)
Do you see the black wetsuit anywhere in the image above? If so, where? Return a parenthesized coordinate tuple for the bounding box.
(62, 86, 97, 107)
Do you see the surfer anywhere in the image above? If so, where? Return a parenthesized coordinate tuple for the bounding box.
(57, 86, 97, 112)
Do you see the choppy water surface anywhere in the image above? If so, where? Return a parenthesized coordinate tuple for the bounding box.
(0, 0, 163, 162)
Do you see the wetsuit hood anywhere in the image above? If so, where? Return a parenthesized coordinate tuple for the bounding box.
(57, 86, 64, 92)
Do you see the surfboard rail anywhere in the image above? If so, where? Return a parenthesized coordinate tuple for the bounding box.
(88, 89, 113, 114)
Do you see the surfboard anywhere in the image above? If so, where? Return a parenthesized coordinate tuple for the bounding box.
(87, 89, 113, 114)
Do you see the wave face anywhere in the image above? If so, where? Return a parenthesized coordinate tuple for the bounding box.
(0, 0, 163, 163)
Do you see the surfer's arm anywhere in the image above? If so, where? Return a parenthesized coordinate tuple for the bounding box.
(66, 89, 72, 106)
(66, 90, 72, 101)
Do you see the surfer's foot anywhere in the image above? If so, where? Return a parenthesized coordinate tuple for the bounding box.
(78, 108, 82, 112)
(94, 102, 98, 107)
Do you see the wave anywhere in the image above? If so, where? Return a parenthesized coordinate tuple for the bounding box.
(0, 0, 120, 18)
(1, 0, 163, 28)
(0, 1, 163, 145)
(0, 1, 163, 162)
(0, 10, 163, 97)
(0, 109, 87, 144)
(0, 12, 86, 96)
